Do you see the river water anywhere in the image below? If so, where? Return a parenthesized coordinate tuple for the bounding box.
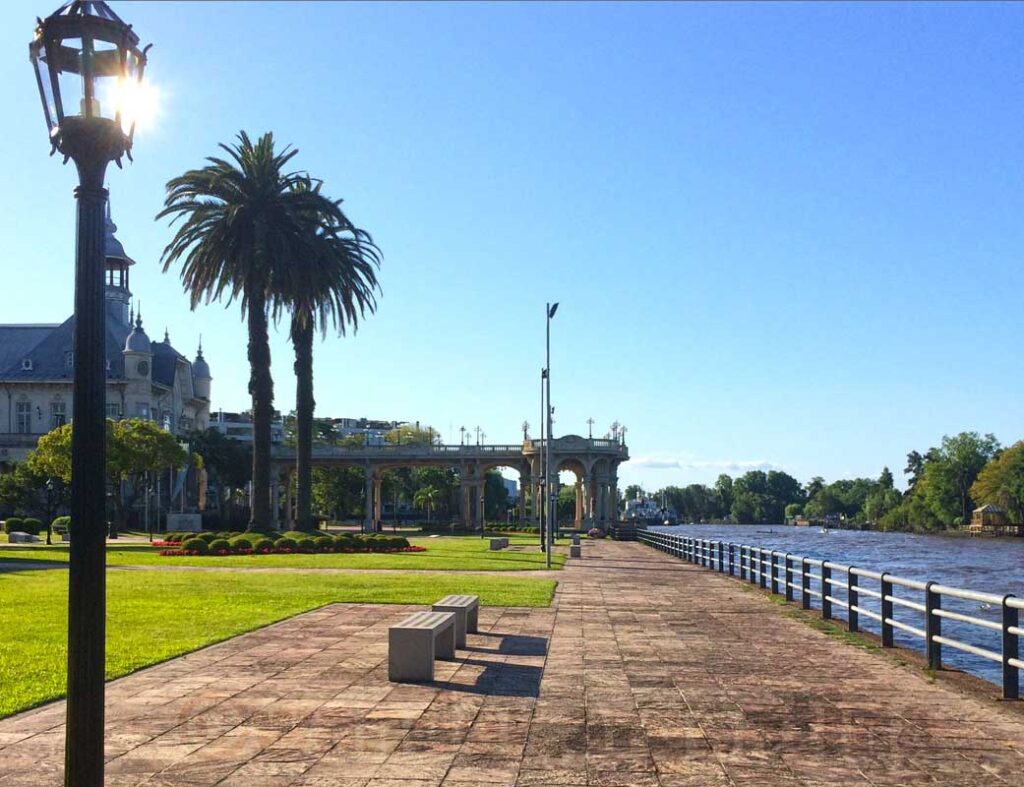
(650, 524, 1024, 690)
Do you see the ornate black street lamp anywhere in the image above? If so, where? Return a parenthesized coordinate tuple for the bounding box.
(29, 3, 149, 785)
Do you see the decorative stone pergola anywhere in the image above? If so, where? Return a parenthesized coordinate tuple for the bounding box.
(269, 435, 629, 531)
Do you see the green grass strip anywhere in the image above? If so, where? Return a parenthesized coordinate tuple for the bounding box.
(0, 567, 556, 719)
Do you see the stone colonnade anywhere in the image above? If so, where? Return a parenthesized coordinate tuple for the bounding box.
(269, 435, 627, 531)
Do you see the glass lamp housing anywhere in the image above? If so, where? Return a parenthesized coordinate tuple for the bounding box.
(29, 1, 148, 160)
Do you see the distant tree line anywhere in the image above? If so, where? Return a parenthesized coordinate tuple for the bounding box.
(635, 431, 1023, 532)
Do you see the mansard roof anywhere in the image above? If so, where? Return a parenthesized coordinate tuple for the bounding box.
(0, 315, 131, 381)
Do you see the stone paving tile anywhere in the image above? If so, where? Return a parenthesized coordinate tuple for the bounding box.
(3, 542, 1024, 785)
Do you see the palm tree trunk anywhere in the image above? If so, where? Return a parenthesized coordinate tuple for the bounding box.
(293, 318, 315, 532)
(248, 292, 274, 531)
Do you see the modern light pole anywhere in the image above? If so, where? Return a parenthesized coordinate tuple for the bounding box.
(29, 3, 149, 785)
(539, 367, 546, 550)
(545, 302, 558, 568)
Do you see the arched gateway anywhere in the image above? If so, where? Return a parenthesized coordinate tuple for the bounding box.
(269, 435, 628, 531)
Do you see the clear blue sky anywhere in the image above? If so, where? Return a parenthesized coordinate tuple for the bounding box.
(3, 1, 1022, 491)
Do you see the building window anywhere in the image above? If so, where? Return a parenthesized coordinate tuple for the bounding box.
(15, 400, 31, 434)
(65, 351, 74, 370)
(106, 403, 122, 420)
(137, 403, 150, 419)
(50, 399, 67, 430)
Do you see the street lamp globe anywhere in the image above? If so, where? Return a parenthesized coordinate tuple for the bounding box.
(30, 1, 149, 168)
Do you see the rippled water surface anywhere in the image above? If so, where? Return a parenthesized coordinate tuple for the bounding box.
(650, 524, 1024, 689)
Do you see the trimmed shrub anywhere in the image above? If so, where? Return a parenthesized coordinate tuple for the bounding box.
(3, 517, 24, 535)
(314, 536, 334, 550)
(52, 515, 72, 532)
(333, 534, 354, 548)
(275, 537, 298, 550)
(252, 537, 275, 553)
(280, 530, 309, 541)
(208, 538, 231, 552)
(296, 537, 317, 552)
(196, 532, 219, 544)
(21, 518, 43, 536)
(230, 535, 253, 551)
(181, 537, 208, 554)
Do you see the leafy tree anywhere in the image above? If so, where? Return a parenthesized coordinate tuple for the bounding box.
(623, 484, 644, 502)
(970, 441, 1024, 524)
(284, 176, 381, 531)
(784, 502, 803, 519)
(386, 424, 440, 446)
(714, 474, 733, 519)
(879, 466, 894, 490)
(187, 428, 252, 520)
(311, 466, 366, 521)
(804, 476, 825, 500)
(484, 470, 510, 519)
(159, 131, 326, 531)
(922, 432, 1000, 525)
(904, 451, 924, 492)
(0, 462, 69, 543)
(31, 420, 187, 529)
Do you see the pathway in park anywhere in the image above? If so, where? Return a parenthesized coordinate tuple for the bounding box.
(2, 540, 1024, 786)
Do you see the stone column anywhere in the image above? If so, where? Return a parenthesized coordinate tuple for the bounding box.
(461, 482, 472, 529)
(363, 468, 373, 532)
(518, 473, 528, 524)
(478, 483, 486, 532)
(574, 479, 583, 529)
(271, 474, 281, 530)
(609, 474, 619, 524)
(373, 476, 383, 530)
(284, 471, 293, 529)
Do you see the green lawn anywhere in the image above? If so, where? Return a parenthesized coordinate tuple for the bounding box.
(0, 535, 566, 571)
(0, 567, 556, 719)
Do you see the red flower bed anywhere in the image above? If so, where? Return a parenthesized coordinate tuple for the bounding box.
(158, 545, 427, 558)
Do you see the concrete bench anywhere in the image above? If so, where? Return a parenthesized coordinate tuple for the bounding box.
(8, 532, 39, 544)
(432, 594, 480, 647)
(388, 610, 456, 682)
(571, 534, 581, 546)
(489, 537, 509, 550)
(570, 544, 582, 558)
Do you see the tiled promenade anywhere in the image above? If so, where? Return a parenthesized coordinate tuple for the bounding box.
(2, 540, 1023, 786)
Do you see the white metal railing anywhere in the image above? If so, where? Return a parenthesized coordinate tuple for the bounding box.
(639, 530, 1022, 700)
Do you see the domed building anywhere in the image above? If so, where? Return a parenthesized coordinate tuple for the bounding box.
(0, 204, 212, 466)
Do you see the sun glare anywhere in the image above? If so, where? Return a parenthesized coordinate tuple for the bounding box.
(107, 78, 160, 134)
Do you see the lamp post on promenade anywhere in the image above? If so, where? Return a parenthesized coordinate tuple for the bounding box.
(29, 3, 149, 784)
(545, 302, 558, 569)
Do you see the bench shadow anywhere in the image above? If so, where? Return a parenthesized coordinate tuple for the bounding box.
(434, 658, 544, 697)
(462, 634, 548, 656)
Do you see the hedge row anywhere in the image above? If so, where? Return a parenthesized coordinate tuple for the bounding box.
(2, 517, 44, 536)
(159, 531, 415, 557)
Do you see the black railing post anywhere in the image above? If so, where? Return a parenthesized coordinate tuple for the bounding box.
(925, 582, 942, 670)
(759, 548, 767, 589)
(770, 551, 779, 595)
(728, 543, 735, 576)
(847, 568, 859, 633)
(717, 541, 725, 573)
(1002, 595, 1019, 701)
(801, 558, 811, 610)
(739, 546, 746, 580)
(784, 553, 793, 602)
(821, 563, 832, 620)
(881, 573, 894, 647)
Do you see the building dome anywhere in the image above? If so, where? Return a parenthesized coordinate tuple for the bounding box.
(193, 342, 211, 380)
(124, 314, 151, 353)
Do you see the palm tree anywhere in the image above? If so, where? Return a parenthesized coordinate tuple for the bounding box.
(284, 180, 381, 531)
(413, 485, 440, 525)
(158, 131, 336, 531)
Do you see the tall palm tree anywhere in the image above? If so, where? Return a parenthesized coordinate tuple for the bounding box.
(284, 179, 381, 531)
(413, 484, 440, 525)
(157, 131, 339, 531)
